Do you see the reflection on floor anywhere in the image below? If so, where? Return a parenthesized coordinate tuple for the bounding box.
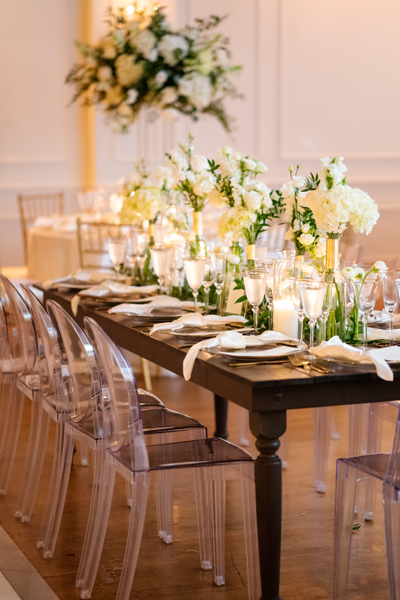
(0, 373, 394, 600)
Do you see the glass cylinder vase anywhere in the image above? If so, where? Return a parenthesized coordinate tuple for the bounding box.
(219, 242, 245, 316)
(324, 237, 345, 341)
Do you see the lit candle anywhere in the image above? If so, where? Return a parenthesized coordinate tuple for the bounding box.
(273, 299, 298, 338)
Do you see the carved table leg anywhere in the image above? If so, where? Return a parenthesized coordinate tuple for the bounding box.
(214, 394, 228, 439)
(252, 410, 287, 600)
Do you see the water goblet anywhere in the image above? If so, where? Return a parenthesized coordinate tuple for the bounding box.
(107, 236, 126, 282)
(290, 277, 305, 342)
(183, 257, 207, 312)
(243, 266, 269, 334)
(300, 281, 327, 347)
(126, 231, 139, 283)
(150, 245, 173, 294)
(171, 243, 185, 296)
(382, 270, 399, 345)
(136, 232, 149, 281)
(358, 279, 378, 349)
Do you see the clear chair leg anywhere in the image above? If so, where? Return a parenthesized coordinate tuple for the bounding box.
(364, 403, 384, 520)
(80, 464, 116, 599)
(314, 407, 331, 493)
(115, 472, 150, 600)
(37, 419, 66, 549)
(18, 404, 50, 522)
(0, 379, 15, 474)
(241, 477, 261, 600)
(332, 461, 358, 600)
(155, 470, 173, 544)
(212, 476, 226, 586)
(76, 443, 103, 588)
(0, 385, 24, 495)
(42, 430, 75, 558)
(194, 472, 213, 571)
(383, 481, 400, 600)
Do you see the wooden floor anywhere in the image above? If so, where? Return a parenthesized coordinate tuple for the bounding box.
(0, 374, 394, 600)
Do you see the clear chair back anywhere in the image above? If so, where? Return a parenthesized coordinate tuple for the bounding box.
(46, 301, 100, 428)
(20, 286, 63, 400)
(0, 276, 37, 376)
(84, 317, 149, 471)
(0, 298, 11, 372)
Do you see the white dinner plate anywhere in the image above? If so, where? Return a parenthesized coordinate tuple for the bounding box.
(165, 325, 253, 338)
(218, 343, 306, 359)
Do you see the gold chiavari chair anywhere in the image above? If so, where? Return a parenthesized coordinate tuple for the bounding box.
(18, 192, 64, 265)
(76, 218, 153, 390)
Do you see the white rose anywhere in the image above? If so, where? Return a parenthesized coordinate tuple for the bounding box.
(127, 88, 139, 104)
(301, 223, 310, 233)
(291, 175, 306, 189)
(243, 191, 262, 211)
(271, 191, 280, 202)
(232, 152, 241, 161)
(97, 66, 112, 81)
(298, 233, 314, 246)
(158, 34, 189, 66)
(192, 171, 215, 197)
(342, 267, 355, 280)
(221, 146, 233, 157)
(191, 155, 209, 173)
(244, 159, 256, 171)
(254, 161, 268, 174)
(155, 71, 168, 87)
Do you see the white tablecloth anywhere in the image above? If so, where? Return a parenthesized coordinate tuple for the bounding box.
(27, 227, 81, 281)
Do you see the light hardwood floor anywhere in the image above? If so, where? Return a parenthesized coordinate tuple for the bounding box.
(0, 374, 394, 600)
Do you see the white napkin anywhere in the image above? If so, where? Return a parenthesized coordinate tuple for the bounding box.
(149, 313, 247, 336)
(309, 336, 394, 381)
(182, 330, 296, 381)
(33, 216, 54, 228)
(71, 281, 159, 315)
(366, 327, 400, 342)
(42, 270, 106, 291)
(109, 296, 181, 316)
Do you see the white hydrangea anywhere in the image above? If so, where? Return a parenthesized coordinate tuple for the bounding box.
(133, 29, 157, 60)
(190, 155, 209, 173)
(243, 191, 262, 211)
(115, 54, 143, 87)
(183, 74, 212, 109)
(158, 34, 189, 66)
(298, 233, 314, 246)
(219, 159, 240, 178)
(154, 71, 168, 87)
(218, 206, 253, 241)
(192, 171, 215, 197)
(150, 166, 174, 190)
(347, 188, 380, 235)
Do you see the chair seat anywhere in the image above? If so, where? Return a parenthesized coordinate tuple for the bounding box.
(340, 452, 390, 480)
(112, 437, 254, 474)
(141, 408, 204, 435)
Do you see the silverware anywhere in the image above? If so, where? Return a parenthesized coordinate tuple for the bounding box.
(289, 353, 333, 373)
(229, 359, 288, 367)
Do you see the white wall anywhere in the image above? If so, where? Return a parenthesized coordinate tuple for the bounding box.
(2, 0, 399, 266)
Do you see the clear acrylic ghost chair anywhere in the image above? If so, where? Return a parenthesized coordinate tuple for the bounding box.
(40, 301, 206, 563)
(332, 403, 400, 599)
(0, 276, 38, 497)
(79, 317, 260, 600)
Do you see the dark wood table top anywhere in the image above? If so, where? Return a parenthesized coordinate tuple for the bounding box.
(38, 286, 400, 414)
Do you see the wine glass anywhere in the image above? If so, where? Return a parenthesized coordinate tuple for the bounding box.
(212, 251, 225, 313)
(150, 246, 173, 294)
(136, 231, 149, 281)
(300, 281, 327, 347)
(183, 241, 207, 313)
(242, 266, 269, 334)
(126, 231, 139, 283)
(382, 270, 398, 345)
(107, 236, 126, 282)
(203, 257, 216, 314)
(358, 279, 378, 349)
(290, 277, 305, 342)
(171, 243, 185, 296)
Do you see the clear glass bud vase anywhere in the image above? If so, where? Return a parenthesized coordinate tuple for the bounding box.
(190, 211, 207, 257)
(324, 237, 345, 341)
(219, 242, 245, 316)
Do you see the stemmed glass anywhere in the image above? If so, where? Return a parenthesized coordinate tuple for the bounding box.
(242, 266, 269, 334)
(300, 281, 327, 348)
(358, 279, 378, 349)
(203, 257, 216, 314)
(150, 246, 173, 294)
(290, 277, 305, 342)
(382, 270, 398, 345)
(136, 232, 149, 281)
(171, 243, 185, 296)
(212, 251, 225, 313)
(126, 231, 139, 283)
(107, 236, 126, 282)
(183, 241, 207, 313)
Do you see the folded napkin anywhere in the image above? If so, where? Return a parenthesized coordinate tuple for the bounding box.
(309, 336, 394, 381)
(42, 270, 106, 291)
(149, 312, 247, 336)
(366, 327, 400, 342)
(183, 330, 296, 381)
(109, 295, 181, 316)
(71, 281, 159, 315)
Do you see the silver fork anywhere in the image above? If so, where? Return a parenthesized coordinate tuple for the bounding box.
(289, 352, 332, 373)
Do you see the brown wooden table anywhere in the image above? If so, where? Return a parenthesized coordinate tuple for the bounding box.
(38, 286, 400, 600)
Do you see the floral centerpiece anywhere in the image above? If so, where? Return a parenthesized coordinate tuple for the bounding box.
(208, 146, 284, 261)
(301, 156, 380, 339)
(66, 7, 242, 131)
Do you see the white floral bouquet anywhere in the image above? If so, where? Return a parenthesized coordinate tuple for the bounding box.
(301, 157, 380, 239)
(208, 146, 284, 244)
(166, 135, 216, 213)
(66, 7, 241, 132)
(282, 167, 326, 266)
(118, 161, 165, 225)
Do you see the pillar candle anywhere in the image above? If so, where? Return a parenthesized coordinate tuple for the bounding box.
(273, 299, 298, 338)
